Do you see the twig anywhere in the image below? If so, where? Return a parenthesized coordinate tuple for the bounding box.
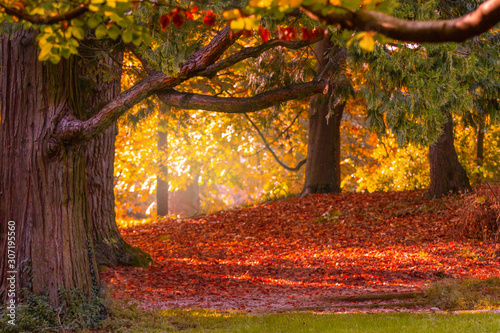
(487, 183, 500, 204)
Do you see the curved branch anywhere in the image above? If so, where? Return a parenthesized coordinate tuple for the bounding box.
(53, 25, 239, 144)
(301, 0, 500, 43)
(198, 36, 322, 78)
(244, 109, 305, 157)
(244, 113, 306, 172)
(0, 3, 88, 25)
(156, 79, 329, 114)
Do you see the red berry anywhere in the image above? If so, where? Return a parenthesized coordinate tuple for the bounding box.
(259, 26, 270, 42)
(203, 10, 216, 26)
(172, 12, 185, 28)
(160, 14, 170, 31)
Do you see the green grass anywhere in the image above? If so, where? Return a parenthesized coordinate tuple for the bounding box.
(424, 278, 500, 310)
(95, 307, 500, 333)
(91, 278, 500, 332)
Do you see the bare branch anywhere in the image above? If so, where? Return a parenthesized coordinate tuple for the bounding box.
(0, 3, 88, 25)
(156, 79, 329, 114)
(301, 0, 500, 43)
(244, 109, 305, 157)
(244, 113, 306, 172)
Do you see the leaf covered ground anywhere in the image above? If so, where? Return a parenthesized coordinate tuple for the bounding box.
(101, 190, 500, 312)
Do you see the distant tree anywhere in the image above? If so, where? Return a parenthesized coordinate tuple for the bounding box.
(302, 38, 350, 195)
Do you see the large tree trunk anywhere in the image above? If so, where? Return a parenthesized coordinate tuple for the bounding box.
(82, 48, 150, 267)
(302, 39, 346, 195)
(0, 31, 98, 305)
(426, 113, 472, 198)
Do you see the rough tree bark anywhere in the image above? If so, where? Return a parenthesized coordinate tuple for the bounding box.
(82, 48, 150, 267)
(0, 31, 99, 305)
(302, 39, 346, 195)
(426, 113, 472, 198)
(0, 25, 331, 307)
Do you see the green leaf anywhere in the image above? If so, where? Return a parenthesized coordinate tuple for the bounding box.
(88, 16, 102, 29)
(49, 53, 61, 64)
(107, 24, 121, 40)
(342, 0, 362, 10)
(67, 38, 79, 47)
(95, 25, 108, 39)
(132, 36, 142, 46)
(70, 26, 85, 40)
(122, 29, 133, 44)
(72, 19, 85, 27)
(60, 47, 71, 59)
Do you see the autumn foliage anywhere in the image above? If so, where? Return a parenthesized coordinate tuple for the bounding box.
(458, 185, 500, 241)
(103, 189, 500, 311)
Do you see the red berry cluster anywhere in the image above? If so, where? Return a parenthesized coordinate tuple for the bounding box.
(159, 6, 217, 31)
(158, 8, 325, 43)
(258, 27, 324, 43)
(300, 27, 325, 41)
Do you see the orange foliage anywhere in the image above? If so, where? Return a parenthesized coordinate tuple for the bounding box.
(102, 190, 500, 310)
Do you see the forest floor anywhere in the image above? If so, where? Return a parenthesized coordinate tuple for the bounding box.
(101, 189, 500, 313)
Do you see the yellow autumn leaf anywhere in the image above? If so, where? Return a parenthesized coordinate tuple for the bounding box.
(230, 18, 245, 31)
(244, 16, 260, 30)
(278, 0, 302, 7)
(250, 0, 273, 7)
(359, 34, 375, 51)
(330, 0, 342, 6)
(223, 9, 242, 20)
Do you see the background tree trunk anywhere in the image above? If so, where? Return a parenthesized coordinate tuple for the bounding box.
(169, 180, 200, 217)
(426, 113, 472, 198)
(81, 47, 150, 267)
(157, 121, 169, 216)
(475, 117, 485, 184)
(0, 31, 98, 305)
(302, 39, 346, 195)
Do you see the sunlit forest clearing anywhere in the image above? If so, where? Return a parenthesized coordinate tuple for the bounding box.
(2, 0, 500, 332)
(108, 189, 500, 311)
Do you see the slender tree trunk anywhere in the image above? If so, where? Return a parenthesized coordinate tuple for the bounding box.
(82, 48, 150, 267)
(0, 31, 98, 305)
(302, 39, 346, 195)
(157, 111, 169, 216)
(426, 113, 472, 198)
(475, 117, 485, 184)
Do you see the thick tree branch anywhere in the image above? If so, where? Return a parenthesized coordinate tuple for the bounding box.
(53, 25, 240, 144)
(0, 3, 88, 25)
(198, 36, 323, 78)
(244, 113, 306, 172)
(301, 0, 500, 43)
(156, 79, 329, 114)
(180, 25, 242, 74)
